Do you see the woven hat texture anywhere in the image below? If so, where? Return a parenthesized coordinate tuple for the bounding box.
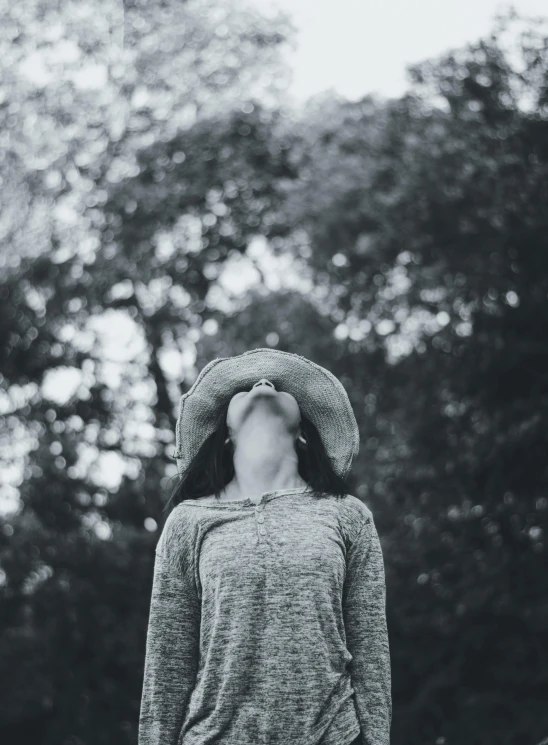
(173, 348, 359, 479)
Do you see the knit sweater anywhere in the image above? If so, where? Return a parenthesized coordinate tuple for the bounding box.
(138, 487, 392, 745)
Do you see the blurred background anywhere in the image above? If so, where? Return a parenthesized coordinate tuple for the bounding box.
(1, 0, 547, 743)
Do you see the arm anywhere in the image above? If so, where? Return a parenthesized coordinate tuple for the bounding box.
(138, 514, 200, 745)
(343, 516, 392, 745)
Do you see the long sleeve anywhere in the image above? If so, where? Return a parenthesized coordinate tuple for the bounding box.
(343, 516, 392, 745)
(138, 516, 201, 745)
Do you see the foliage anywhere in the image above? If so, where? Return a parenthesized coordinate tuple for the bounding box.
(1, 2, 547, 744)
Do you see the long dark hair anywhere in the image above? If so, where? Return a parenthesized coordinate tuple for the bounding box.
(163, 399, 353, 516)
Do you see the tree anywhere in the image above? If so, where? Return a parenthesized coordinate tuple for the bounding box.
(269, 9, 548, 744)
(0, 1, 297, 743)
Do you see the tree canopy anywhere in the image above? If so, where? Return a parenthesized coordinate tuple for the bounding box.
(1, 2, 547, 744)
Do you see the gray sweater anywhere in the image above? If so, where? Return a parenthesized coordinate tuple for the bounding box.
(138, 487, 392, 745)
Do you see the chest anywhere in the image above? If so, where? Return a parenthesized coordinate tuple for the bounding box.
(197, 510, 347, 596)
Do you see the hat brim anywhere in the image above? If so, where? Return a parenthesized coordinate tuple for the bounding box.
(174, 348, 359, 479)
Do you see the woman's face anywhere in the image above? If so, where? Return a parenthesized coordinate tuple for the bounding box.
(226, 379, 302, 438)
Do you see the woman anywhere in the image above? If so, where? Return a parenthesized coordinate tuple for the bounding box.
(138, 348, 392, 745)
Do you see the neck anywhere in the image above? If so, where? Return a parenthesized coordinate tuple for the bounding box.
(229, 426, 307, 499)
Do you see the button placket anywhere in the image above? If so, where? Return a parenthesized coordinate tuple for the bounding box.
(254, 503, 266, 537)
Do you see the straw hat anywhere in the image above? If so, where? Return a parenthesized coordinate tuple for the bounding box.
(173, 348, 360, 479)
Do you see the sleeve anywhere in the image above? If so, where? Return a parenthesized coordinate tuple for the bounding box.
(138, 512, 201, 745)
(343, 515, 392, 745)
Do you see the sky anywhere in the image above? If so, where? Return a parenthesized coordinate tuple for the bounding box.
(246, 0, 547, 104)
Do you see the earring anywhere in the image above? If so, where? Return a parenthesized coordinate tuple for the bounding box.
(297, 434, 307, 445)
(224, 437, 231, 445)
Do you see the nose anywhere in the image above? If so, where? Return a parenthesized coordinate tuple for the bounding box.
(253, 378, 275, 390)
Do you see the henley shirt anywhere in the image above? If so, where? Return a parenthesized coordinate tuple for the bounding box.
(138, 487, 392, 745)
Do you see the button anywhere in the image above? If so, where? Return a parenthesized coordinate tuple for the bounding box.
(259, 528, 266, 535)
(255, 504, 264, 512)
(257, 515, 264, 523)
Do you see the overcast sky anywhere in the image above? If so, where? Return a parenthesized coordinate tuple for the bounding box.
(247, 0, 547, 103)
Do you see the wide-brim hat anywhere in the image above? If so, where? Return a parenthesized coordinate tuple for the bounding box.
(173, 348, 360, 479)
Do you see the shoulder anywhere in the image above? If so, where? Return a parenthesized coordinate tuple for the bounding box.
(338, 493, 373, 524)
(155, 504, 199, 574)
(336, 494, 374, 542)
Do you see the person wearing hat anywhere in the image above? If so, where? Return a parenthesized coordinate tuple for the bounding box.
(138, 349, 392, 745)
